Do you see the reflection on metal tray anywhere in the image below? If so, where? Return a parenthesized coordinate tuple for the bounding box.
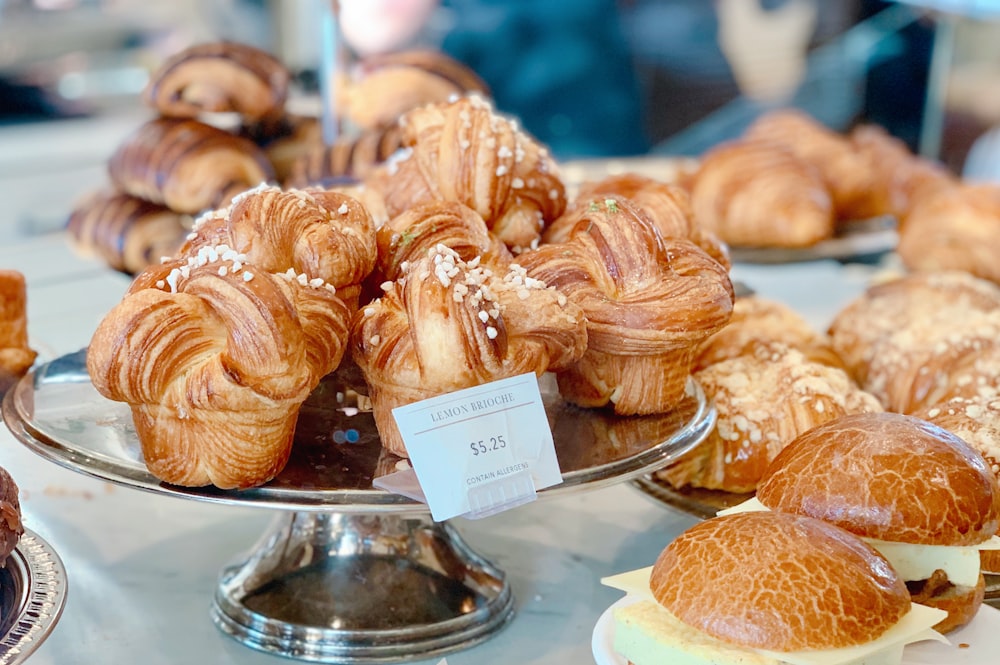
(728, 216, 898, 264)
(3, 349, 715, 514)
(0, 529, 68, 665)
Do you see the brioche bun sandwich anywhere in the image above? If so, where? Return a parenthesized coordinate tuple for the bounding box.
(726, 412, 1000, 634)
(603, 511, 946, 665)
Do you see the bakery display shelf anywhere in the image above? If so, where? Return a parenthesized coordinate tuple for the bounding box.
(0, 529, 68, 665)
(630, 473, 1000, 611)
(2, 349, 715, 664)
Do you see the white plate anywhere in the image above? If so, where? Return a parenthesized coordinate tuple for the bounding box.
(592, 597, 1000, 665)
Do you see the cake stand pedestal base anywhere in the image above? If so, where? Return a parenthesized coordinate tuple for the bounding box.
(211, 511, 513, 663)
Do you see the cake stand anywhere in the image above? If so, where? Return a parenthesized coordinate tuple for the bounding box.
(2, 349, 715, 663)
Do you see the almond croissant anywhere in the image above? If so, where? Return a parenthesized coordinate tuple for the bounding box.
(352, 244, 587, 456)
(365, 95, 566, 252)
(517, 195, 734, 415)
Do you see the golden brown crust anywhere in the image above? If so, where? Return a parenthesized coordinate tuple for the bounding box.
(284, 124, 405, 189)
(340, 49, 490, 131)
(517, 195, 733, 415)
(650, 511, 911, 651)
(688, 139, 835, 248)
(66, 189, 189, 274)
(911, 572, 985, 634)
(108, 118, 275, 214)
(694, 295, 844, 371)
(757, 412, 1000, 546)
(365, 95, 566, 252)
(659, 343, 881, 493)
(0, 465, 23, 566)
(143, 41, 290, 122)
(351, 245, 587, 456)
(0, 270, 37, 377)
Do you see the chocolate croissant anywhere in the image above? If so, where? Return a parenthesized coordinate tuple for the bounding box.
(66, 189, 189, 274)
(365, 95, 566, 252)
(657, 342, 883, 493)
(284, 124, 405, 189)
(351, 244, 587, 456)
(340, 49, 490, 132)
(688, 139, 835, 248)
(0, 270, 37, 378)
(88, 250, 351, 489)
(108, 118, 275, 214)
(143, 41, 290, 122)
(517, 195, 734, 415)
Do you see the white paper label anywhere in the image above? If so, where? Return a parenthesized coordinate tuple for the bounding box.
(382, 373, 562, 521)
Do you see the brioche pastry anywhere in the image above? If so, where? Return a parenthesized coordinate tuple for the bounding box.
(143, 41, 289, 122)
(517, 195, 733, 415)
(0, 465, 23, 568)
(108, 117, 275, 214)
(916, 394, 1000, 573)
(897, 181, 1000, 285)
(561, 173, 730, 271)
(605, 511, 945, 665)
(66, 189, 189, 274)
(754, 412, 1000, 633)
(351, 244, 587, 456)
(688, 138, 835, 248)
(339, 49, 490, 132)
(827, 270, 1000, 385)
(658, 342, 881, 494)
(0, 270, 37, 377)
(87, 246, 352, 488)
(694, 295, 844, 371)
(365, 95, 566, 252)
(179, 185, 377, 310)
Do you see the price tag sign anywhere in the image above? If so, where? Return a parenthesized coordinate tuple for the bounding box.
(379, 373, 563, 522)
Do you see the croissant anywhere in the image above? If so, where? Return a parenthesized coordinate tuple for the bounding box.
(108, 118, 275, 214)
(0, 270, 37, 377)
(180, 185, 378, 309)
(694, 295, 844, 372)
(517, 195, 734, 415)
(339, 49, 490, 131)
(143, 41, 290, 122)
(560, 173, 730, 271)
(284, 124, 405, 189)
(827, 270, 1000, 385)
(657, 342, 883, 493)
(88, 250, 351, 489)
(897, 182, 1000, 286)
(66, 189, 189, 274)
(365, 95, 566, 252)
(351, 244, 587, 456)
(688, 139, 835, 248)
(0, 465, 23, 567)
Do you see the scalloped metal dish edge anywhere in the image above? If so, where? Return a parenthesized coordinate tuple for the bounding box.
(0, 529, 68, 665)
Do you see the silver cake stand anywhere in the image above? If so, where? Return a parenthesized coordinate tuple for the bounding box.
(2, 349, 714, 663)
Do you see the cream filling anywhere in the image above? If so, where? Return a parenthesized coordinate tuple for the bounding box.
(604, 568, 947, 665)
(717, 498, 1000, 587)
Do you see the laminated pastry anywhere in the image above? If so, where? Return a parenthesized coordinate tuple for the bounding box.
(755, 411, 1000, 633)
(606, 511, 943, 665)
(66, 189, 189, 274)
(179, 185, 378, 310)
(658, 342, 882, 494)
(108, 117, 275, 214)
(827, 270, 1000, 386)
(339, 49, 490, 132)
(0, 269, 37, 377)
(351, 244, 587, 456)
(558, 173, 731, 271)
(693, 295, 844, 371)
(0, 465, 23, 567)
(687, 138, 836, 248)
(897, 181, 1000, 286)
(284, 124, 405, 189)
(516, 195, 734, 415)
(915, 394, 1000, 574)
(364, 95, 566, 252)
(142, 41, 290, 122)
